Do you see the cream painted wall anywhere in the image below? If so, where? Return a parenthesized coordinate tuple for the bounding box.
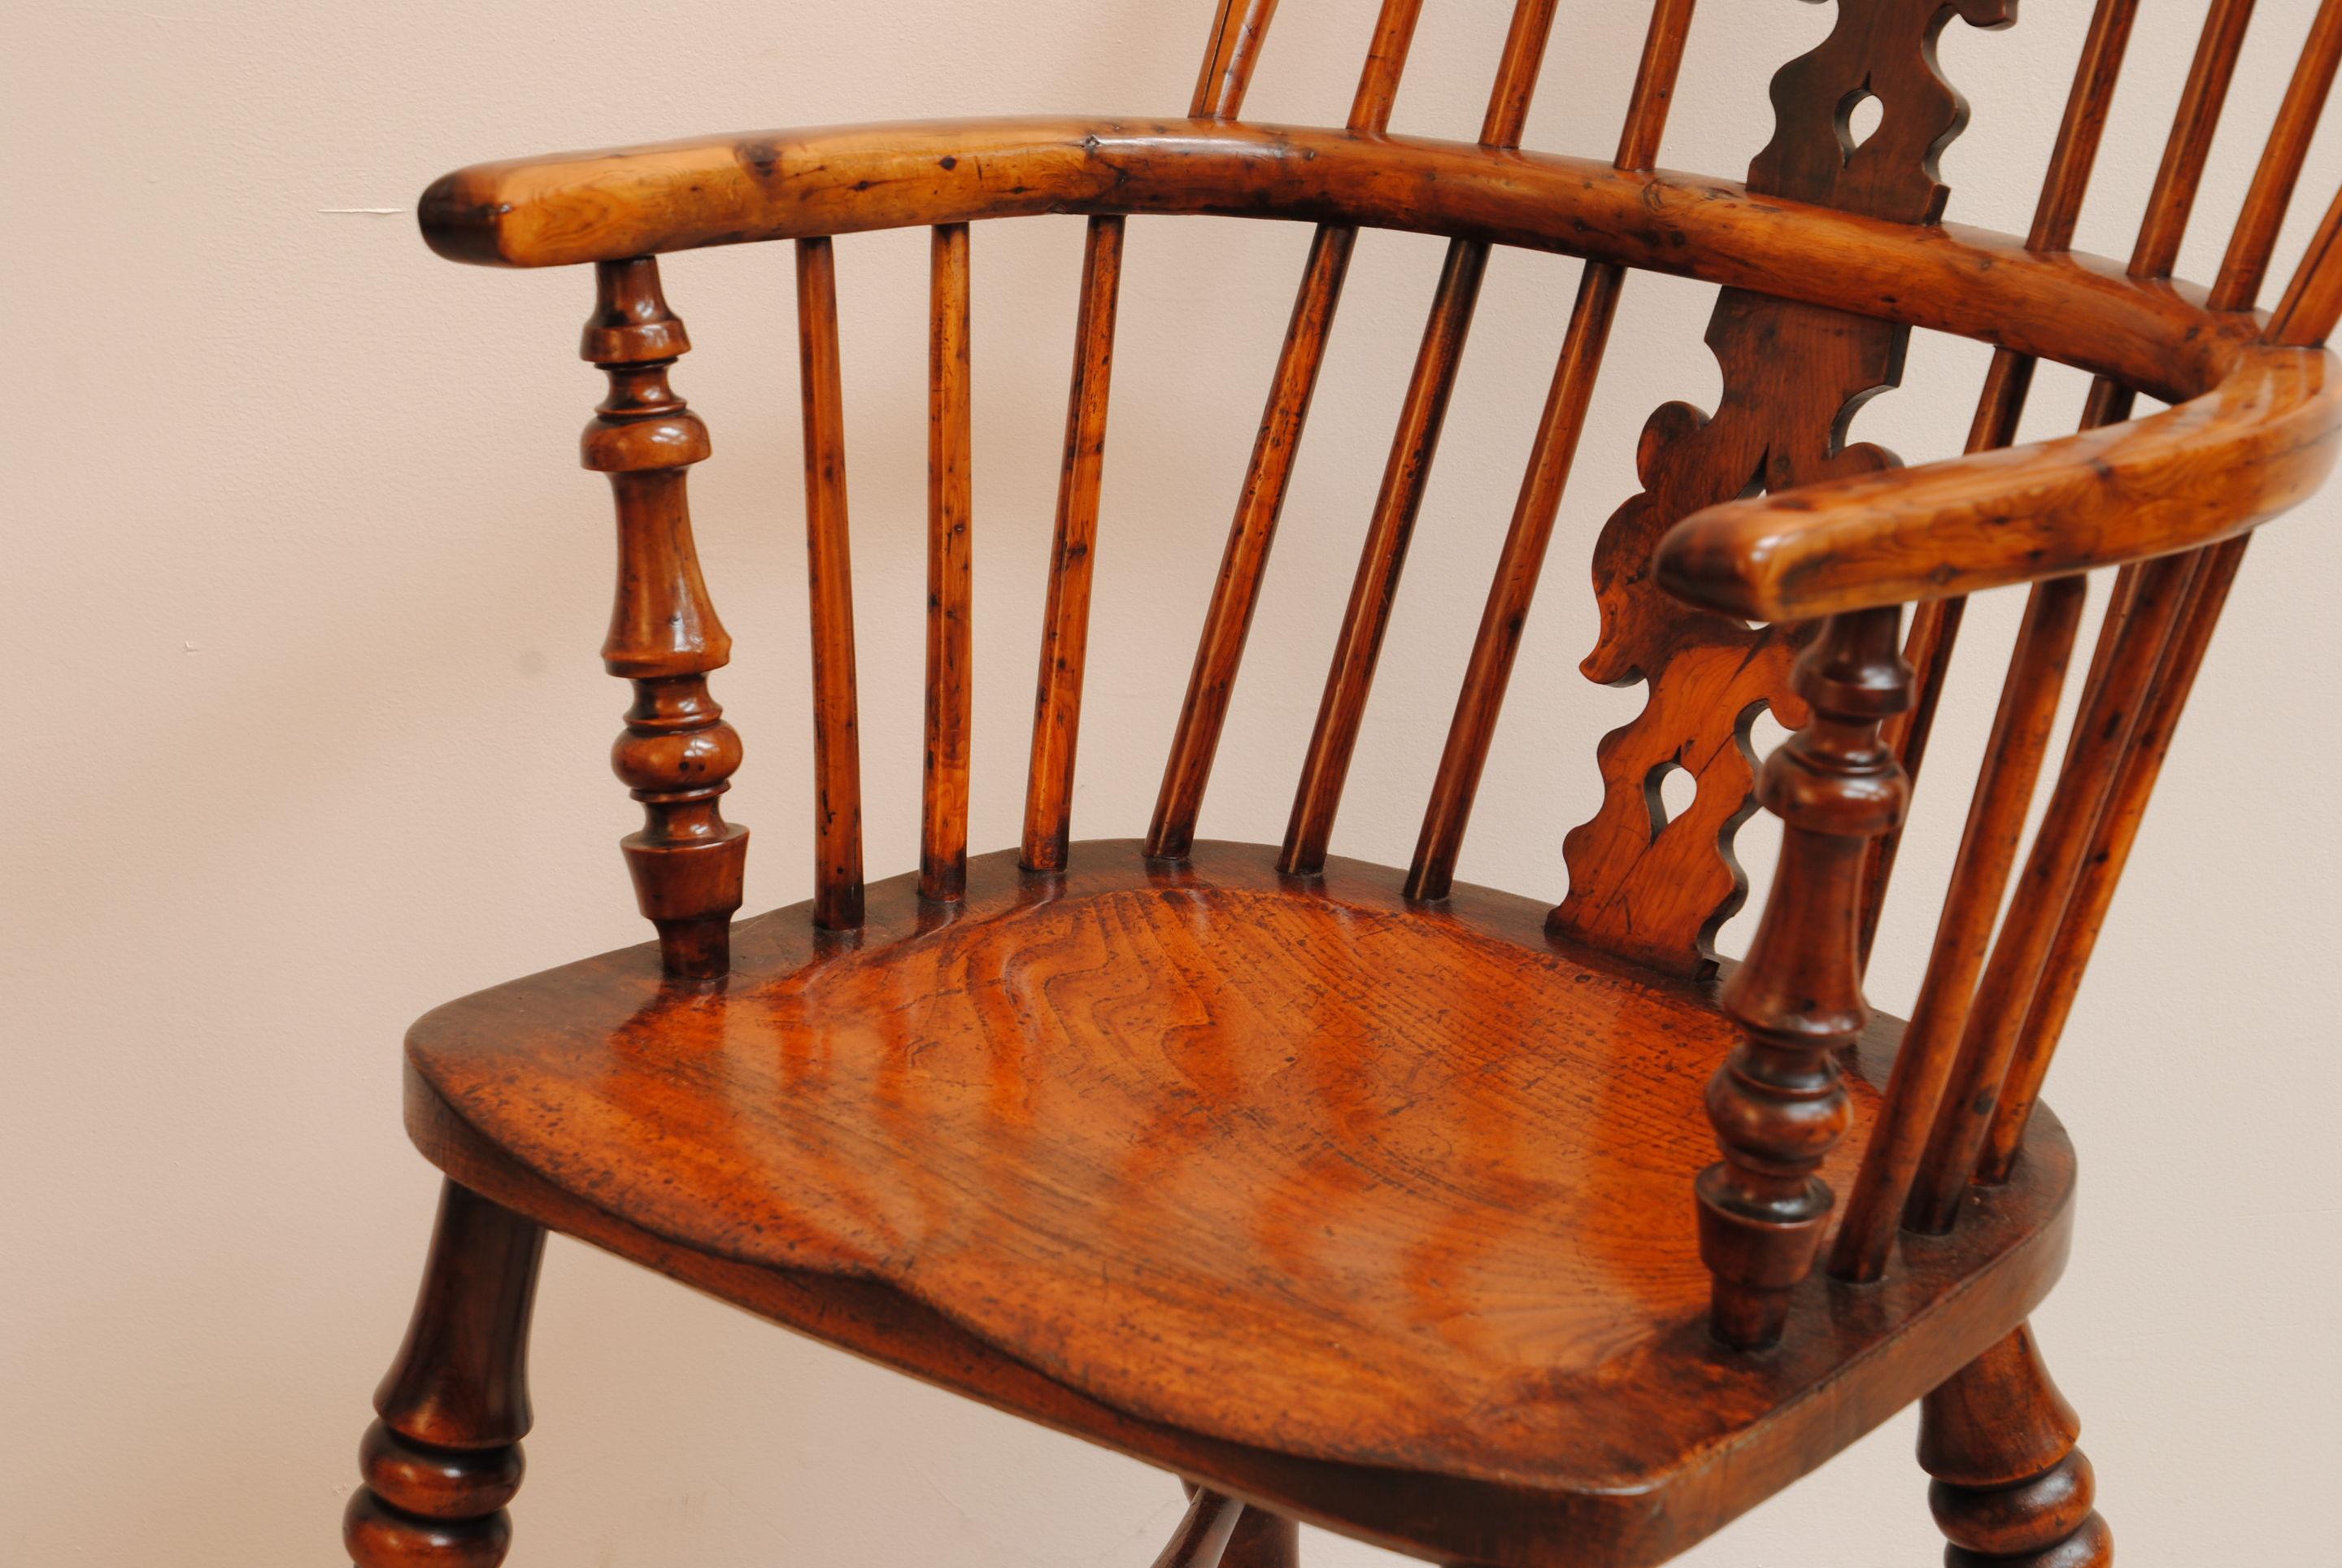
(6, 0, 2339, 1562)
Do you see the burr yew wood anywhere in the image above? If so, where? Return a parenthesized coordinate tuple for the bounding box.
(368, 1, 2342, 1564)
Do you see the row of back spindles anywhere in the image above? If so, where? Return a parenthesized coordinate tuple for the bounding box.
(824, 0, 1703, 913)
(1836, 0, 2342, 1275)
(755, 0, 2342, 1296)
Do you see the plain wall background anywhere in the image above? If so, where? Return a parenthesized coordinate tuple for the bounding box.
(7, 0, 2340, 1562)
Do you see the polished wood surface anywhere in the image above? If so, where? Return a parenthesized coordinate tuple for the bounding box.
(1147, 0, 1422, 863)
(404, 842, 2074, 1568)
(1021, 214, 1123, 873)
(922, 223, 974, 903)
(1919, 1324, 2111, 1568)
(363, 1, 2342, 1563)
(346, 1179, 545, 1568)
(582, 258, 747, 982)
(1697, 608, 1910, 1346)
(1555, 0, 2000, 978)
(1405, 0, 1696, 904)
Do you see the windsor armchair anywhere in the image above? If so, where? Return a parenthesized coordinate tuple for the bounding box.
(348, 2, 2342, 1566)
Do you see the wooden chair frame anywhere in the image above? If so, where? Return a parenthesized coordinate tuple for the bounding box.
(350, 2, 2342, 1566)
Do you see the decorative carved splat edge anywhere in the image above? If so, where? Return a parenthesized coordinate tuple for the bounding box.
(1552, 0, 2014, 978)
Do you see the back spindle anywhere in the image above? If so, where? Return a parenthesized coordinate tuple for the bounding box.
(1028, 0, 1300, 872)
(1147, 0, 1425, 863)
(1022, 213, 1127, 872)
(1192, 0, 1279, 121)
(1853, 0, 2322, 1258)
(1406, 0, 1698, 901)
(924, 223, 974, 901)
(1832, 0, 2140, 1278)
(1281, 0, 1564, 875)
(795, 236, 866, 930)
(1979, 4, 2342, 1177)
(1905, 551, 2196, 1233)
(1857, 0, 2140, 960)
(582, 257, 749, 982)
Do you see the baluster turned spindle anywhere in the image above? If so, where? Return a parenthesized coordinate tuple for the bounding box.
(1700, 606, 1909, 1348)
(582, 258, 749, 981)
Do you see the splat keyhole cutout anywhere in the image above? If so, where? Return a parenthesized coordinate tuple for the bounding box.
(1645, 761, 1698, 833)
(1842, 89, 1883, 154)
(1748, 707, 1791, 763)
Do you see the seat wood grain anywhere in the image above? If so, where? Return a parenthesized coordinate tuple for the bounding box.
(406, 841, 2073, 1567)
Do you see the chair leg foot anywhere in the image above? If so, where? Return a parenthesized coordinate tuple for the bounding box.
(346, 1178, 547, 1567)
(1919, 1323, 2112, 1568)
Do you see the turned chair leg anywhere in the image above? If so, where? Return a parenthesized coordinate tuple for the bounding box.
(1919, 1324, 2111, 1568)
(1221, 1505, 1298, 1568)
(345, 1178, 548, 1568)
(1177, 1483, 1295, 1568)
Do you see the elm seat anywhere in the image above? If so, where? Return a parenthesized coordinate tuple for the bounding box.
(406, 842, 2073, 1567)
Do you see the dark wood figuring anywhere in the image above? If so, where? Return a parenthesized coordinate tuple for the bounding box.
(346, 1179, 545, 1568)
(403, 842, 2074, 1568)
(367, 2, 2342, 1564)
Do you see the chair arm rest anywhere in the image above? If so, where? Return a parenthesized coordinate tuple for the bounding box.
(1653, 342, 2342, 622)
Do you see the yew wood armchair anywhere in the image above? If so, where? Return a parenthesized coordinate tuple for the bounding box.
(349, 2, 2342, 1566)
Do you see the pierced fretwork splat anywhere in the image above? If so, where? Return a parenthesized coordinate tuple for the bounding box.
(1552, 0, 2014, 977)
